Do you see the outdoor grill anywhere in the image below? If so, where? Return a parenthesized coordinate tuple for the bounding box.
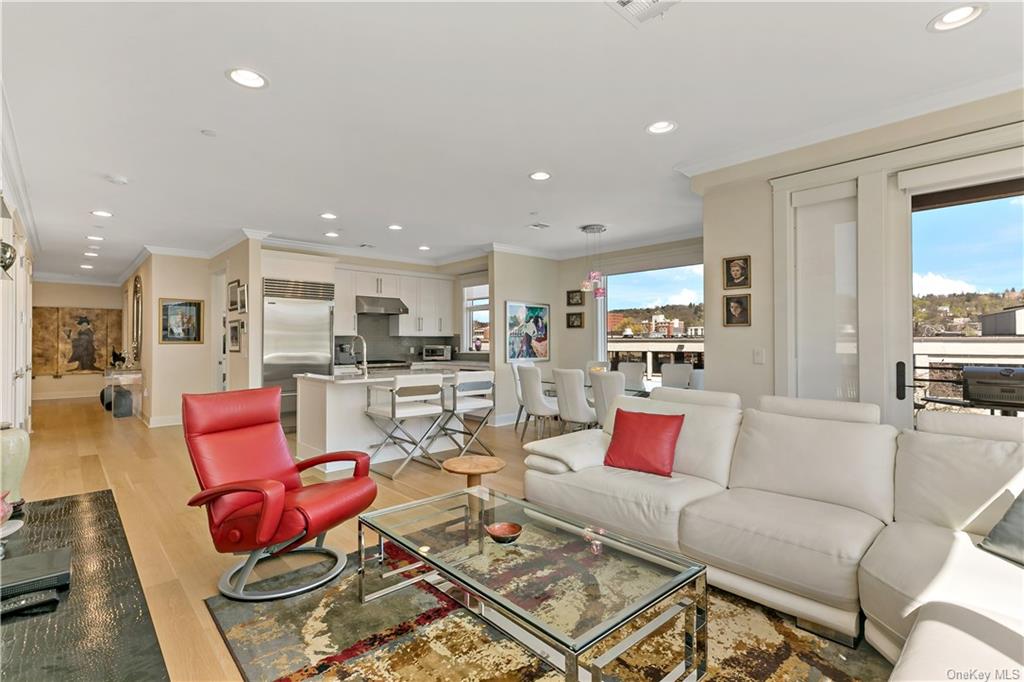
(962, 366, 1024, 414)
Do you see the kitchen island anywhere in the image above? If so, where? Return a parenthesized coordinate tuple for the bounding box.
(295, 368, 466, 475)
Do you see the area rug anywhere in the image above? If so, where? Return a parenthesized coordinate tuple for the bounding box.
(207, 542, 892, 681)
(0, 490, 169, 681)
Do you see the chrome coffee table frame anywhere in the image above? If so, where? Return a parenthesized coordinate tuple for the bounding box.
(358, 488, 707, 682)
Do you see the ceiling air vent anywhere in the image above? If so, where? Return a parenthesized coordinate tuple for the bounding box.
(527, 222, 550, 231)
(608, 0, 679, 28)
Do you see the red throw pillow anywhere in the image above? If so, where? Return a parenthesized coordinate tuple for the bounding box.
(603, 409, 684, 477)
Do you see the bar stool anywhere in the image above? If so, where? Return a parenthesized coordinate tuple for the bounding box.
(365, 373, 445, 479)
(428, 370, 496, 458)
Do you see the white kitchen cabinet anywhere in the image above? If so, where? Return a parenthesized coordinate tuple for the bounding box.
(388, 275, 455, 337)
(355, 272, 400, 297)
(391, 275, 421, 336)
(333, 269, 358, 336)
(435, 279, 454, 336)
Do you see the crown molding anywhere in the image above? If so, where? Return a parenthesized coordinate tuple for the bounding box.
(0, 83, 40, 255)
(241, 228, 272, 241)
(144, 245, 210, 258)
(33, 271, 122, 286)
(261, 236, 433, 266)
(676, 71, 1024, 178)
(116, 247, 153, 285)
(488, 242, 557, 260)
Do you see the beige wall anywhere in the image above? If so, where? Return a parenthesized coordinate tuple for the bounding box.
(695, 90, 1024, 408)
(490, 250, 560, 418)
(209, 239, 262, 390)
(123, 256, 155, 421)
(31, 282, 124, 400)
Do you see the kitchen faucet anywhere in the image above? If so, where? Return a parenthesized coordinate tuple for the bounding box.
(353, 335, 369, 378)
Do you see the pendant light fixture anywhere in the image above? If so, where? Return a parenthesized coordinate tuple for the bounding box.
(579, 224, 607, 297)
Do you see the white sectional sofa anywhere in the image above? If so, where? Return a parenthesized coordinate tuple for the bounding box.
(522, 388, 1024, 677)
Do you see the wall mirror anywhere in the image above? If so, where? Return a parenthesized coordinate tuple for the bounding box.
(131, 275, 143, 364)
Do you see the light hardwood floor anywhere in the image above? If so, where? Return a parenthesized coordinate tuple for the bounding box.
(23, 398, 535, 682)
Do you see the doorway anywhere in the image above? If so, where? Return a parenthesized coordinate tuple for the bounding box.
(211, 271, 229, 391)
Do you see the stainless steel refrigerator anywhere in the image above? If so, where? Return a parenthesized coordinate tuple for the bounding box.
(262, 278, 335, 432)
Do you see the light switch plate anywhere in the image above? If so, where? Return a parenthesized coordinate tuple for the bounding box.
(753, 347, 766, 365)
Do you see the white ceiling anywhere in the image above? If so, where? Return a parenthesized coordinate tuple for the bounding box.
(3, 2, 1021, 284)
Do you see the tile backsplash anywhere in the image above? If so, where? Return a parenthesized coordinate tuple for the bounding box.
(336, 314, 451, 362)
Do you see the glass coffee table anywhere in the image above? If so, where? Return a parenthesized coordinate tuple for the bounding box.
(358, 487, 706, 681)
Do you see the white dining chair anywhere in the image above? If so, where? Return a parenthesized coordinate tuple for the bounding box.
(517, 365, 560, 440)
(618, 362, 647, 392)
(510, 361, 534, 435)
(553, 369, 597, 432)
(591, 370, 625, 427)
(689, 369, 705, 390)
(661, 363, 694, 389)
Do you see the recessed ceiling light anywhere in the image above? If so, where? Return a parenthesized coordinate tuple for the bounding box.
(88, 245, 101, 250)
(529, 171, 551, 181)
(646, 120, 677, 135)
(320, 213, 337, 220)
(79, 264, 94, 270)
(83, 251, 99, 257)
(103, 174, 129, 185)
(928, 5, 985, 31)
(87, 235, 104, 241)
(324, 231, 340, 238)
(227, 68, 267, 89)
(418, 245, 431, 251)
(387, 224, 403, 231)
(91, 210, 112, 218)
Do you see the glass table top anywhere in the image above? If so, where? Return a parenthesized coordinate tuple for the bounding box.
(360, 487, 704, 651)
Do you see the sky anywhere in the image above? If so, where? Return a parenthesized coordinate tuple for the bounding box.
(607, 265, 704, 310)
(912, 195, 1024, 295)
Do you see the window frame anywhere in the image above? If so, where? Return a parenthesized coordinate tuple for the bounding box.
(462, 284, 490, 354)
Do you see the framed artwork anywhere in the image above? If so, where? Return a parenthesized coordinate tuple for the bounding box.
(566, 290, 585, 307)
(237, 283, 248, 314)
(723, 255, 751, 290)
(723, 294, 751, 327)
(506, 301, 550, 362)
(160, 299, 204, 343)
(228, 319, 242, 352)
(566, 312, 585, 329)
(227, 279, 241, 312)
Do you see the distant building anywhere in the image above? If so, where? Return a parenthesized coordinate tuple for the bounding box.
(607, 312, 625, 331)
(686, 326, 704, 338)
(980, 306, 1024, 336)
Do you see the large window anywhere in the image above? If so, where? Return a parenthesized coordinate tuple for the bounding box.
(605, 265, 705, 380)
(911, 184, 1024, 415)
(463, 284, 490, 352)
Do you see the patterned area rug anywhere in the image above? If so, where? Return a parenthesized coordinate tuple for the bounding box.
(207, 542, 892, 681)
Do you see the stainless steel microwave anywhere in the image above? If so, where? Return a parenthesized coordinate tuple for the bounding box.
(422, 345, 451, 361)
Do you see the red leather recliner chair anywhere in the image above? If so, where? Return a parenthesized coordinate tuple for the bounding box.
(183, 387, 377, 601)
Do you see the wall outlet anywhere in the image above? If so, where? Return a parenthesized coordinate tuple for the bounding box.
(753, 347, 766, 365)
(409, 346, 416, 355)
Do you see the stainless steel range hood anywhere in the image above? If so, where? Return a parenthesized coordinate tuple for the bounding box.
(356, 295, 409, 315)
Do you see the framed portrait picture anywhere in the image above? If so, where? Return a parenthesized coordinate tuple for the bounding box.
(566, 312, 585, 329)
(228, 319, 242, 352)
(237, 284, 248, 313)
(160, 298, 204, 343)
(723, 255, 751, 290)
(227, 279, 241, 312)
(566, 290, 585, 307)
(506, 301, 550, 362)
(723, 294, 751, 327)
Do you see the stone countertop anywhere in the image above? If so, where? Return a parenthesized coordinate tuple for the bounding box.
(296, 368, 460, 385)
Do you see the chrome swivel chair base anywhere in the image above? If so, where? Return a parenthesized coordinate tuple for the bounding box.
(218, 533, 346, 601)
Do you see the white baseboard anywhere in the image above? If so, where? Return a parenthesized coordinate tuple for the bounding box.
(492, 411, 521, 427)
(33, 392, 98, 401)
(146, 415, 182, 428)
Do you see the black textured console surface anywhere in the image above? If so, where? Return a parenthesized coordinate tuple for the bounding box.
(1, 489, 169, 681)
